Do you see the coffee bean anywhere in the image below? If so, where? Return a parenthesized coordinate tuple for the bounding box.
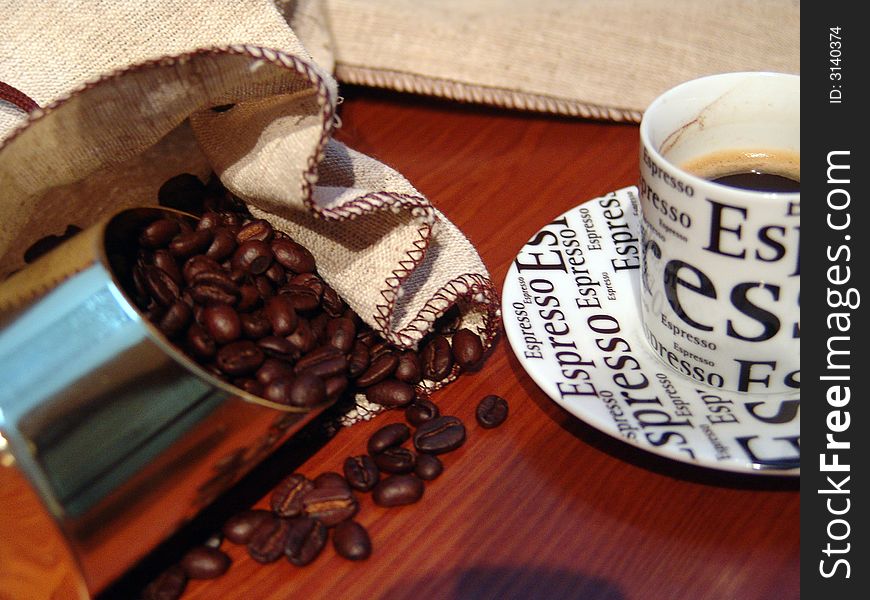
(302, 482, 358, 527)
(279, 283, 321, 311)
(256, 335, 297, 359)
(355, 352, 398, 387)
(295, 345, 347, 379)
(271, 473, 314, 518)
(287, 372, 327, 407)
(476, 394, 509, 428)
(202, 304, 241, 344)
(236, 219, 273, 244)
(256, 358, 296, 385)
(414, 453, 444, 480)
(271, 238, 316, 273)
(180, 546, 231, 579)
(347, 340, 371, 378)
(343, 455, 380, 492)
(365, 379, 416, 408)
(264, 262, 286, 286)
(367, 422, 411, 455)
(186, 323, 216, 359)
(404, 399, 440, 427)
(451, 328, 484, 369)
(232, 240, 273, 274)
(157, 300, 191, 338)
(169, 228, 213, 259)
(326, 316, 356, 353)
(236, 284, 261, 312)
(142, 565, 187, 600)
(284, 516, 328, 566)
(240, 311, 272, 339)
(143, 265, 180, 306)
(216, 340, 264, 376)
(182, 255, 222, 284)
(152, 249, 183, 286)
(139, 218, 181, 249)
(372, 474, 424, 507)
(263, 377, 294, 404)
(205, 227, 237, 261)
(333, 520, 371, 561)
(247, 516, 292, 563)
(413, 415, 466, 455)
(285, 318, 317, 354)
(197, 211, 223, 231)
(420, 334, 453, 381)
(394, 351, 422, 384)
(222, 509, 273, 544)
(320, 284, 345, 316)
(264, 295, 298, 336)
(313, 471, 350, 490)
(373, 447, 416, 474)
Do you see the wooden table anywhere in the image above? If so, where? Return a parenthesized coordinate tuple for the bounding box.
(109, 87, 800, 600)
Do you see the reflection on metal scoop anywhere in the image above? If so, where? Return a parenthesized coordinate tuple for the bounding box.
(0, 207, 330, 598)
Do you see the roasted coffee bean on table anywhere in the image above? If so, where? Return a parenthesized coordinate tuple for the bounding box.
(333, 520, 372, 561)
(179, 546, 231, 579)
(476, 394, 510, 429)
(413, 415, 467, 455)
(222, 509, 274, 545)
(132, 175, 506, 595)
(284, 516, 328, 566)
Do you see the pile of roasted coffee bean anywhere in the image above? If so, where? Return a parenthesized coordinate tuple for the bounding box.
(134, 175, 508, 599)
(125, 175, 485, 410)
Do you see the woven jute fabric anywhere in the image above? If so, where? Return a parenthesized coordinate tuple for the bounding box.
(315, 0, 800, 122)
(0, 0, 499, 402)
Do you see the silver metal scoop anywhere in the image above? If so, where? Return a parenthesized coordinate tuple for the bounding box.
(0, 207, 330, 597)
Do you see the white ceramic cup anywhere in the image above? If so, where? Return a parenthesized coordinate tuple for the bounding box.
(638, 72, 800, 394)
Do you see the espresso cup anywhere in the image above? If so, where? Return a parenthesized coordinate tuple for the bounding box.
(638, 72, 799, 394)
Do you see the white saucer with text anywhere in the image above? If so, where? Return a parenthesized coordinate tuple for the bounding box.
(502, 187, 800, 476)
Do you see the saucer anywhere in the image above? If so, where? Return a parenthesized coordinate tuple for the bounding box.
(501, 187, 799, 476)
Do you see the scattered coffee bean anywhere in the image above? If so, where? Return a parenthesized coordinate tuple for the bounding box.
(271, 474, 314, 518)
(476, 394, 509, 428)
(365, 379, 415, 408)
(247, 516, 291, 563)
(284, 516, 328, 566)
(302, 481, 359, 527)
(372, 474, 425, 507)
(180, 546, 231, 579)
(333, 520, 372, 561)
(222, 509, 274, 545)
(413, 415, 466, 455)
(366, 422, 411, 455)
(404, 399, 440, 427)
(142, 565, 187, 600)
(373, 446, 416, 474)
(414, 453, 444, 481)
(343, 455, 380, 492)
(202, 304, 241, 344)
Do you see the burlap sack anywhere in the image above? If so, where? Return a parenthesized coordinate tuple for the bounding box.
(309, 0, 800, 122)
(0, 1, 499, 423)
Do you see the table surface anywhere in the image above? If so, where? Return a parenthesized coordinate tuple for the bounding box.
(118, 87, 800, 600)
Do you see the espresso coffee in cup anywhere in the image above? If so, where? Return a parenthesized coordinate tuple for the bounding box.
(681, 149, 800, 192)
(638, 72, 799, 395)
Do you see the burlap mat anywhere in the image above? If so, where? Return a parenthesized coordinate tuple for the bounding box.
(299, 0, 800, 122)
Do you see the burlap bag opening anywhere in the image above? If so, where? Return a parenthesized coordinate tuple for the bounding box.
(0, 8, 499, 422)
